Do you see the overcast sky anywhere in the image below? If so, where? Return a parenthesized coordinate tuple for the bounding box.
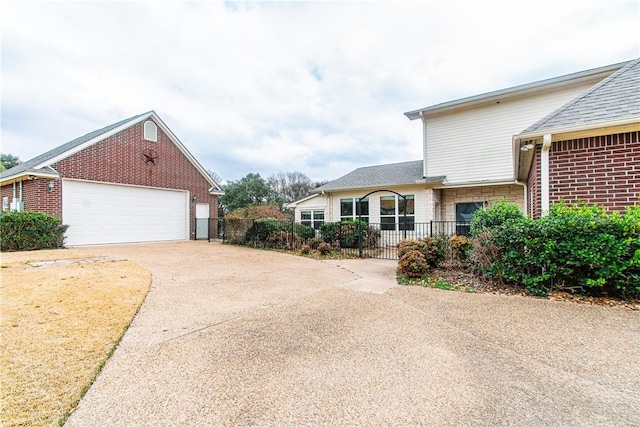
(2, 1, 638, 183)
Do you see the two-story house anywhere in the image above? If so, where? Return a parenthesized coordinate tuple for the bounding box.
(289, 59, 637, 235)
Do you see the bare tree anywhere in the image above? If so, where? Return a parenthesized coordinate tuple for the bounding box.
(267, 171, 315, 205)
(206, 169, 223, 185)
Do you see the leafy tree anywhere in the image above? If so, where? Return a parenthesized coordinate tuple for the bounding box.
(267, 171, 315, 206)
(1, 153, 21, 172)
(221, 173, 277, 214)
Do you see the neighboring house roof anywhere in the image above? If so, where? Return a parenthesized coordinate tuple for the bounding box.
(405, 60, 631, 120)
(1, 111, 224, 195)
(520, 57, 640, 135)
(314, 160, 445, 192)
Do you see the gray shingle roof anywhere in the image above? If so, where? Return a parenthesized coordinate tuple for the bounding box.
(521, 58, 640, 134)
(1, 113, 145, 180)
(315, 160, 445, 192)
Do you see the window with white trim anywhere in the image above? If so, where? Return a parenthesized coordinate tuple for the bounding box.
(340, 197, 369, 222)
(301, 210, 325, 229)
(380, 194, 415, 231)
(144, 120, 158, 142)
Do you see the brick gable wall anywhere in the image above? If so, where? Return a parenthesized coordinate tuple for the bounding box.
(529, 131, 639, 218)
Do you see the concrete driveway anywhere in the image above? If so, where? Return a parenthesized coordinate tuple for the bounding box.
(66, 241, 640, 426)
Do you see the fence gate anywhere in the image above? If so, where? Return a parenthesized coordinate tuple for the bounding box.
(195, 203, 210, 240)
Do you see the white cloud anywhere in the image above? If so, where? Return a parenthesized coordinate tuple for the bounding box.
(2, 0, 638, 182)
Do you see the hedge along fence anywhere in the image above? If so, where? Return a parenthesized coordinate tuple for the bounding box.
(471, 202, 640, 299)
(319, 219, 381, 249)
(223, 218, 315, 249)
(1, 211, 69, 252)
(222, 218, 382, 252)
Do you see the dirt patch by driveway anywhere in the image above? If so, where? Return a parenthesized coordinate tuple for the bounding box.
(64, 241, 640, 426)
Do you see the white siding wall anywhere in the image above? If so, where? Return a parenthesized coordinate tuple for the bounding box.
(292, 195, 328, 222)
(424, 81, 599, 183)
(325, 185, 431, 223)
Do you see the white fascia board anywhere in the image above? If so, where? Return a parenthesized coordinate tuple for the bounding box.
(433, 179, 517, 189)
(514, 117, 640, 142)
(0, 170, 60, 185)
(287, 193, 320, 208)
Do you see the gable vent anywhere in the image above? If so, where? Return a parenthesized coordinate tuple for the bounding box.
(144, 120, 158, 142)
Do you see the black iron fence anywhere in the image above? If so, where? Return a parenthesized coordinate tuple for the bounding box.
(220, 219, 470, 260)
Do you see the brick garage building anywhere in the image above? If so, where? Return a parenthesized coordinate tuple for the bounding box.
(514, 58, 640, 218)
(1, 111, 224, 245)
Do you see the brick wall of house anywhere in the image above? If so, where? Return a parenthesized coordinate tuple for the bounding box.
(529, 131, 639, 218)
(1, 179, 62, 216)
(2, 119, 219, 239)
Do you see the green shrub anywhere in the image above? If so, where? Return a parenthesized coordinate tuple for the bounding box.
(245, 218, 283, 243)
(470, 199, 525, 237)
(1, 211, 69, 252)
(398, 250, 429, 278)
(319, 220, 380, 249)
(397, 237, 445, 268)
(293, 223, 315, 240)
(476, 202, 640, 298)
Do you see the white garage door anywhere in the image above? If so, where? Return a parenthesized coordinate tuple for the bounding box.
(63, 180, 189, 246)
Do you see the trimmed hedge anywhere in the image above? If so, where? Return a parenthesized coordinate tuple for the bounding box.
(473, 202, 640, 298)
(1, 211, 69, 252)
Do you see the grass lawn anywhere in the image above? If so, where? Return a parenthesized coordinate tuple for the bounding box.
(0, 249, 150, 426)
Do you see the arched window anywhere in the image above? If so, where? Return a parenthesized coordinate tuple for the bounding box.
(143, 120, 158, 142)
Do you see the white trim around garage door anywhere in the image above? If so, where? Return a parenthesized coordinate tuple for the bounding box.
(62, 179, 190, 246)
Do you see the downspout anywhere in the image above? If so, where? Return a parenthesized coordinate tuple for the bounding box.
(540, 134, 552, 216)
(420, 111, 427, 177)
(514, 180, 528, 217)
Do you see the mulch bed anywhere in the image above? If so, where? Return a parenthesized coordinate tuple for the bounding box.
(427, 261, 640, 310)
